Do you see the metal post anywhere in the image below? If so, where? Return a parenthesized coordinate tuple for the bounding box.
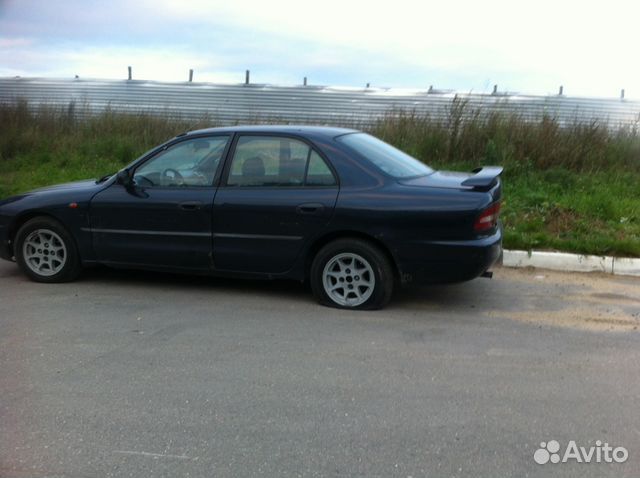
(492, 84, 497, 94)
(621, 89, 625, 99)
(128, 66, 132, 80)
(189, 69, 193, 82)
(245, 70, 250, 85)
(303, 77, 307, 86)
(559, 85, 563, 95)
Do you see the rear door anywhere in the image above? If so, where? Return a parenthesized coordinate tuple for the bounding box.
(212, 134, 339, 274)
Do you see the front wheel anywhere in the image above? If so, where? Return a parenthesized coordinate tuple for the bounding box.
(14, 217, 82, 283)
(310, 238, 394, 310)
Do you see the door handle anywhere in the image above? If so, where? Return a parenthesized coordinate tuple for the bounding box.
(296, 203, 325, 215)
(179, 201, 202, 210)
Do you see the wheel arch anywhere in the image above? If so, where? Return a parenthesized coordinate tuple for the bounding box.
(9, 211, 72, 255)
(304, 230, 401, 282)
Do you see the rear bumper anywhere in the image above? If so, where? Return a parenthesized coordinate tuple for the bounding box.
(394, 226, 502, 285)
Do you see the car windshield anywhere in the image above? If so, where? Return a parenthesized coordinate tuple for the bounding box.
(337, 133, 434, 178)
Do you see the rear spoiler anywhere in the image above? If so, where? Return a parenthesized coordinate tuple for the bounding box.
(461, 166, 504, 190)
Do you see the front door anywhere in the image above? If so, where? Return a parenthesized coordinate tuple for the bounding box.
(212, 134, 339, 274)
(90, 134, 231, 270)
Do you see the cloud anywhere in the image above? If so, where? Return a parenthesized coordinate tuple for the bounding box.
(0, 0, 639, 97)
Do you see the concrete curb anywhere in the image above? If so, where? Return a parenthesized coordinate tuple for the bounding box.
(502, 250, 640, 277)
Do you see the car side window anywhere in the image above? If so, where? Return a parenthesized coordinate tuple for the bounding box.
(306, 150, 336, 186)
(226, 136, 336, 187)
(133, 135, 230, 187)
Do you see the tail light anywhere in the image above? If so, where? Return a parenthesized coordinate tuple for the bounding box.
(474, 201, 501, 233)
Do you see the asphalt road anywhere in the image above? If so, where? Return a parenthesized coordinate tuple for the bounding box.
(1, 260, 639, 478)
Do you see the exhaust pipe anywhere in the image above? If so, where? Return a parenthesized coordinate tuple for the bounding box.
(481, 270, 493, 279)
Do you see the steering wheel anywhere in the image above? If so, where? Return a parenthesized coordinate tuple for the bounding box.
(161, 168, 184, 186)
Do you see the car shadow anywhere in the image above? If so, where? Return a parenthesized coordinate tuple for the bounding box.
(80, 265, 312, 302)
(79, 265, 487, 312)
(1, 260, 498, 313)
(390, 280, 496, 312)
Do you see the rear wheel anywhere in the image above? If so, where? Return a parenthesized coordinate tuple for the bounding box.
(310, 238, 394, 310)
(14, 217, 82, 283)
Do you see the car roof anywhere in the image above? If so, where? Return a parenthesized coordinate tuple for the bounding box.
(185, 125, 360, 138)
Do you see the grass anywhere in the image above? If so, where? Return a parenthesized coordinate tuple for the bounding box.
(502, 171, 639, 257)
(1, 100, 639, 257)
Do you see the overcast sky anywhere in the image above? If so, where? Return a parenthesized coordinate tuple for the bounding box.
(1, 0, 638, 98)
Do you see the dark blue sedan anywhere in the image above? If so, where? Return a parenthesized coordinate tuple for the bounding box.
(0, 126, 502, 309)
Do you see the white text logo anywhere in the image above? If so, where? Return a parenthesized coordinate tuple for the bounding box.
(534, 440, 628, 465)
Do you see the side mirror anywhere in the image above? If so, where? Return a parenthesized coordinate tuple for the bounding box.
(116, 169, 133, 188)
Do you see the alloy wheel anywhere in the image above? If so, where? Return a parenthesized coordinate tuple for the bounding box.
(322, 252, 375, 307)
(22, 228, 67, 277)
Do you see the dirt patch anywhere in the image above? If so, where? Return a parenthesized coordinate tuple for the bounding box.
(486, 267, 640, 332)
(590, 292, 640, 303)
(491, 308, 639, 332)
(544, 206, 580, 235)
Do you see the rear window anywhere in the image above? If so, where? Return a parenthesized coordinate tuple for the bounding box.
(336, 133, 433, 178)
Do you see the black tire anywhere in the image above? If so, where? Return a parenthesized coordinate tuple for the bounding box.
(310, 238, 394, 310)
(14, 216, 82, 283)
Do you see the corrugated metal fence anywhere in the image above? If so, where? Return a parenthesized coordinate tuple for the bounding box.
(1, 77, 639, 128)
